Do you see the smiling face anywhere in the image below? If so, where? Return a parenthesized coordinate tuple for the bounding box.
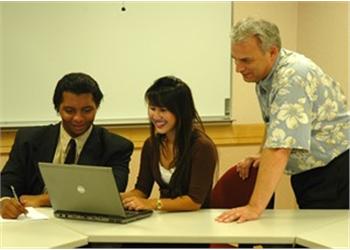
(148, 105, 177, 140)
(59, 92, 97, 138)
(232, 36, 278, 83)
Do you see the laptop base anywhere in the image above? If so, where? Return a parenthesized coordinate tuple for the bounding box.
(54, 209, 153, 224)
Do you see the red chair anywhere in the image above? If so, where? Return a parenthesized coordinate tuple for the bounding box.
(210, 165, 274, 248)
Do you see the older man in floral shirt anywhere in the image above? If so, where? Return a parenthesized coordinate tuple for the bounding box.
(217, 17, 349, 223)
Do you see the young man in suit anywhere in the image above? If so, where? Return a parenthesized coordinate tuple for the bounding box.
(0, 72, 134, 219)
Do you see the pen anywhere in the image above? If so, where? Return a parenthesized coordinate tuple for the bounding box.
(10, 185, 27, 217)
(10, 185, 19, 201)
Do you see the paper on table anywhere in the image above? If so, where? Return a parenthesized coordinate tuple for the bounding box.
(0, 207, 48, 221)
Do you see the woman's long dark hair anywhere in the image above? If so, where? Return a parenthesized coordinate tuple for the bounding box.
(145, 76, 204, 197)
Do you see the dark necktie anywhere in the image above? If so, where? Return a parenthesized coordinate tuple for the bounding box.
(64, 139, 76, 164)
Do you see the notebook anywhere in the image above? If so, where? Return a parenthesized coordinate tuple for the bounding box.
(38, 162, 153, 224)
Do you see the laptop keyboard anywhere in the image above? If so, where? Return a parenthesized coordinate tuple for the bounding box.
(56, 211, 111, 222)
(55, 209, 153, 223)
(125, 209, 151, 218)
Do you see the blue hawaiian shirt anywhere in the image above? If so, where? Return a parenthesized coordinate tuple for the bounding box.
(256, 49, 350, 175)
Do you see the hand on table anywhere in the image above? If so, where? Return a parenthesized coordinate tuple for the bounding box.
(215, 204, 262, 223)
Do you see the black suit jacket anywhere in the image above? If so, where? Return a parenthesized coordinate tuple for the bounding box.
(1, 123, 134, 197)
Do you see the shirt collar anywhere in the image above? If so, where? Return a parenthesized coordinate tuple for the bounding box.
(59, 123, 93, 153)
(257, 49, 282, 93)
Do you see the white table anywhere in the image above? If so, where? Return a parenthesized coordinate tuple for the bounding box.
(0, 219, 88, 248)
(37, 208, 349, 247)
(296, 213, 350, 248)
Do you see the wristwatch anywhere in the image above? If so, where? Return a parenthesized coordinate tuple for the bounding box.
(156, 198, 163, 210)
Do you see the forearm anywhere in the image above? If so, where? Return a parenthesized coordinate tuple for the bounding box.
(121, 189, 147, 199)
(155, 195, 201, 212)
(123, 192, 201, 211)
(20, 193, 51, 207)
(39, 194, 51, 207)
(259, 126, 267, 153)
(248, 148, 291, 213)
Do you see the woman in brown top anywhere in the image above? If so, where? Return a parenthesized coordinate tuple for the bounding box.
(122, 76, 218, 211)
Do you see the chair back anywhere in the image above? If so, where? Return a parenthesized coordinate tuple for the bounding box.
(211, 166, 274, 209)
(210, 166, 274, 248)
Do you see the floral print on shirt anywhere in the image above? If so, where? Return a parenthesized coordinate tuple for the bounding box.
(257, 49, 350, 175)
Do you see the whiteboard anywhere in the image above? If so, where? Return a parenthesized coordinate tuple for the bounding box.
(0, 2, 232, 127)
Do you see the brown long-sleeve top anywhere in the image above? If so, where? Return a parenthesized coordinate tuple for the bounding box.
(134, 132, 217, 208)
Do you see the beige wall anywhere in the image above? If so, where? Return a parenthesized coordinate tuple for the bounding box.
(297, 2, 349, 102)
(0, 4, 3, 97)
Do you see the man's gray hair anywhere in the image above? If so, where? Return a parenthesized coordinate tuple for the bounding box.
(231, 17, 281, 52)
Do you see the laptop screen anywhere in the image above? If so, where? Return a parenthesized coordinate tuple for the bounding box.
(39, 162, 127, 217)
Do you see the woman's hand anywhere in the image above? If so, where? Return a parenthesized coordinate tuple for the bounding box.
(122, 196, 155, 211)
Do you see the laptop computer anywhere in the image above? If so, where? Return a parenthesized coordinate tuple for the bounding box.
(38, 162, 153, 224)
